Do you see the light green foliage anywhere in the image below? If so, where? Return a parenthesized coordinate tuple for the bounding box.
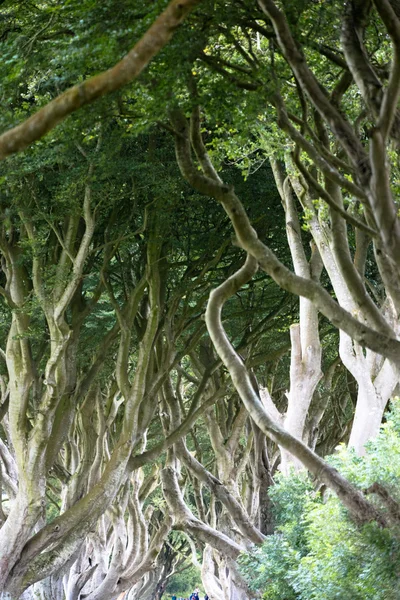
(165, 562, 203, 597)
(327, 403, 400, 491)
(294, 503, 399, 600)
(239, 401, 400, 600)
(239, 474, 316, 600)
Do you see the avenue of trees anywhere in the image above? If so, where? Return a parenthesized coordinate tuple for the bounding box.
(0, 0, 400, 598)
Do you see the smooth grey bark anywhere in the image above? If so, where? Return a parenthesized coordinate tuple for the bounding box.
(206, 252, 386, 522)
(271, 160, 323, 472)
(287, 166, 400, 454)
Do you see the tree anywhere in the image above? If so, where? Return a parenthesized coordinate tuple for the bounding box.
(2, 1, 400, 598)
(163, 0, 400, 457)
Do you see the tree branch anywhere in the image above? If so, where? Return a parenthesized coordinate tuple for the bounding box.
(258, 0, 370, 178)
(0, 0, 202, 159)
(172, 110, 400, 364)
(205, 253, 386, 524)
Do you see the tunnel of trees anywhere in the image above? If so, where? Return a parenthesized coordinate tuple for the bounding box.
(1, 0, 400, 598)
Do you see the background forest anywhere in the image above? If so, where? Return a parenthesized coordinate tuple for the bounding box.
(1, 0, 400, 599)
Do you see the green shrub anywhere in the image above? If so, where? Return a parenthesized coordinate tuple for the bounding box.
(239, 400, 400, 600)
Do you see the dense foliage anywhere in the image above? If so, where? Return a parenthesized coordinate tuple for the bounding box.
(240, 401, 400, 600)
(2, 0, 400, 598)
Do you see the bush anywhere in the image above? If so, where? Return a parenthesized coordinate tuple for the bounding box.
(239, 400, 400, 600)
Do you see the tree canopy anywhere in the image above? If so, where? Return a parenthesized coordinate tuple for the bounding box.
(1, 1, 400, 599)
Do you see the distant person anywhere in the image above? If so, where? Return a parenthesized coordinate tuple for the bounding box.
(171, 596, 176, 600)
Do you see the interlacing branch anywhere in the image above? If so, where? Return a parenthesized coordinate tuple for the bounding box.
(170, 106, 400, 364)
(205, 253, 386, 524)
(0, 0, 202, 159)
